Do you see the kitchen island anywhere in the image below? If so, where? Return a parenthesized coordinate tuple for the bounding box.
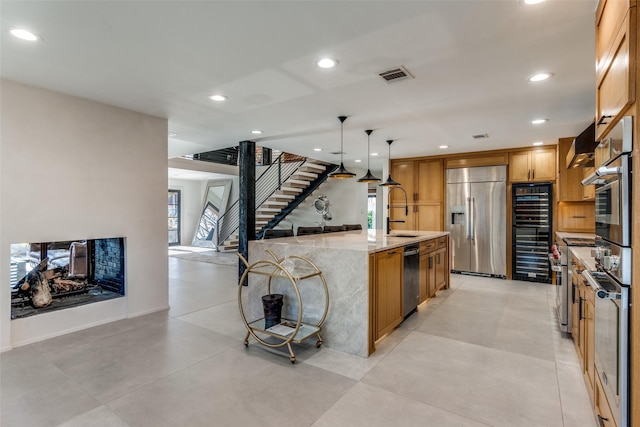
(246, 229, 449, 357)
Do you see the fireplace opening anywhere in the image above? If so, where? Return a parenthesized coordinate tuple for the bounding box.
(10, 238, 125, 319)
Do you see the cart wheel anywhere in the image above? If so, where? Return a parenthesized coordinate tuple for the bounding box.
(316, 341, 322, 348)
(290, 357, 296, 364)
(244, 342, 248, 348)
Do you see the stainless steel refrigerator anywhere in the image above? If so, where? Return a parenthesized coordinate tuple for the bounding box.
(446, 166, 506, 277)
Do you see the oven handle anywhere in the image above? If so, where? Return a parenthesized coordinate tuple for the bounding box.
(581, 165, 621, 186)
(582, 270, 622, 300)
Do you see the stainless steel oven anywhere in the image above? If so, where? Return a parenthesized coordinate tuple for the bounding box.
(583, 269, 629, 427)
(583, 116, 633, 248)
(593, 154, 631, 247)
(583, 237, 632, 427)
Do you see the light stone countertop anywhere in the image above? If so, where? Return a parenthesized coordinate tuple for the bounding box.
(568, 246, 597, 271)
(254, 229, 449, 254)
(555, 231, 596, 241)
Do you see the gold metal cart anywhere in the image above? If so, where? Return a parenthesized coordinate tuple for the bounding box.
(237, 250, 329, 363)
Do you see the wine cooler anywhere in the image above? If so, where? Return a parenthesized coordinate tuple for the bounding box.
(512, 183, 552, 283)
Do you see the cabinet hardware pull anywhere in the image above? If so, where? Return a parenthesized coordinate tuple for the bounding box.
(528, 169, 531, 180)
(572, 216, 586, 218)
(388, 251, 398, 255)
(532, 169, 535, 180)
(437, 253, 440, 263)
(579, 297, 585, 320)
(572, 284, 576, 303)
(597, 414, 609, 427)
(429, 257, 433, 269)
(597, 115, 612, 125)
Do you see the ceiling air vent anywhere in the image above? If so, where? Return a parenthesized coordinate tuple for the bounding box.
(472, 134, 489, 140)
(377, 66, 414, 83)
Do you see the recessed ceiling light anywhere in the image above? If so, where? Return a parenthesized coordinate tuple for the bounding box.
(527, 72, 553, 82)
(355, 159, 362, 163)
(530, 119, 548, 125)
(10, 28, 39, 41)
(371, 152, 379, 156)
(533, 141, 544, 146)
(316, 58, 338, 69)
(168, 132, 177, 138)
(314, 148, 322, 152)
(251, 130, 263, 135)
(524, 0, 545, 4)
(209, 94, 227, 102)
(439, 145, 449, 149)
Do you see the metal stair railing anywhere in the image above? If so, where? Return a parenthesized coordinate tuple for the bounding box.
(215, 152, 306, 249)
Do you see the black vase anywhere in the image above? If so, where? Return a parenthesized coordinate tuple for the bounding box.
(262, 294, 284, 329)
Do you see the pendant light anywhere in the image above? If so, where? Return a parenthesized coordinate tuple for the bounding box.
(357, 129, 381, 183)
(379, 139, 401, 187)
(329, 116, 356, 179)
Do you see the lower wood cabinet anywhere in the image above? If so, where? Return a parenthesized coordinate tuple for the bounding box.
(374, 247, 403, 340)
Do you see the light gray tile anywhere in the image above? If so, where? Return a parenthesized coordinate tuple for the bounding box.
(45, 318, 238, 403)
(2, 376, 100, 427)
(0, 345, 68, 399)
(556, 362, 598, 427)
(107, 347, 356, 427)
(177, 300, 246, 342)
(313, 382, 490, 427)
(55, 406, 131, 427)
(363, 333, 564, 427)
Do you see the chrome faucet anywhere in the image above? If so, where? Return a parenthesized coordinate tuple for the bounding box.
(386, 186, 409, 234)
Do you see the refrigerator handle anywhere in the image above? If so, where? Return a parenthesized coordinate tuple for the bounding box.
(466, 197, 472, 240)
(470, 197, 475, 241)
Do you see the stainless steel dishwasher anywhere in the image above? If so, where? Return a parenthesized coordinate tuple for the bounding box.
(403, 244, 420, 317)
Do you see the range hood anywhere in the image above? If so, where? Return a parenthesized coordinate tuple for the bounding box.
(566, 122, 596, 168)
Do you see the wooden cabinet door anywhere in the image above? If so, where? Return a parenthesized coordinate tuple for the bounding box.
(596, 9, 636, 140)
(435, 248, 447, 291)
(531, 148, 556, 181)
(419, 252, 428, 304)
(390, 161, 415, 204)
(585, 295, 596, 399)
(509, 151, 531, 182)
(571, 280, 580, 342)
(389, 205, 415, 231)
(416, 159, 443, 203)
(577, 285, 586, 367)
(416, 204, 443, 231)
(583, 167, 596, 200)
(427, 253, 436, 298)
(374, 249, 403, 340)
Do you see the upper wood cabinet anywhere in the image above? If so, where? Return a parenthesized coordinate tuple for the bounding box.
(595, 1, 636, 139)
(583, 167, 596, 200)
(390, 159, 443, 204)
(509, 148, 556, 182)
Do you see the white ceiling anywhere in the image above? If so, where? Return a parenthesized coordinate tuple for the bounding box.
(1, 0, 597, 171)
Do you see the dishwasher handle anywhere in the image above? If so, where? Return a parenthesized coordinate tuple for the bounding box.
(404, 248, 420, 256)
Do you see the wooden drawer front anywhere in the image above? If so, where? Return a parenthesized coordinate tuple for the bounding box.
(595, 371, 618, 427)
(597, 0, 633, 77)
(437, 237, 447, 249)
(421, 239, 436, 253)
(596, 9, 636, 139)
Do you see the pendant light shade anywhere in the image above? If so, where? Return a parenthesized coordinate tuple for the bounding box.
(357, 129, 381, 183)
(379, 139, 401, 187)
(329, 116, 356, 179)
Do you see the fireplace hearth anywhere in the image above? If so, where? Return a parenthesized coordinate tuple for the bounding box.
(10, 238, 125, 319)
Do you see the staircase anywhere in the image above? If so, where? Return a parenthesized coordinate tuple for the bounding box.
(217, 158, 336, 252)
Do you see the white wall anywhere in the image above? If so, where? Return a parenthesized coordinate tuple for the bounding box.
(0, 79, 168, 350)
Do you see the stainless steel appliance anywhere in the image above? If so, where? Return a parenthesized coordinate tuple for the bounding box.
(446, 166, 506, 277)
(402, 244, 420, 317)
(583, 238, 632, 427)
(512, 183, 552, 283)
(550, 236, 595, 333)
(583, 116, 633, 247)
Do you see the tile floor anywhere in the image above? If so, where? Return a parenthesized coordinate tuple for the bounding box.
(1, 256, 597, 427)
